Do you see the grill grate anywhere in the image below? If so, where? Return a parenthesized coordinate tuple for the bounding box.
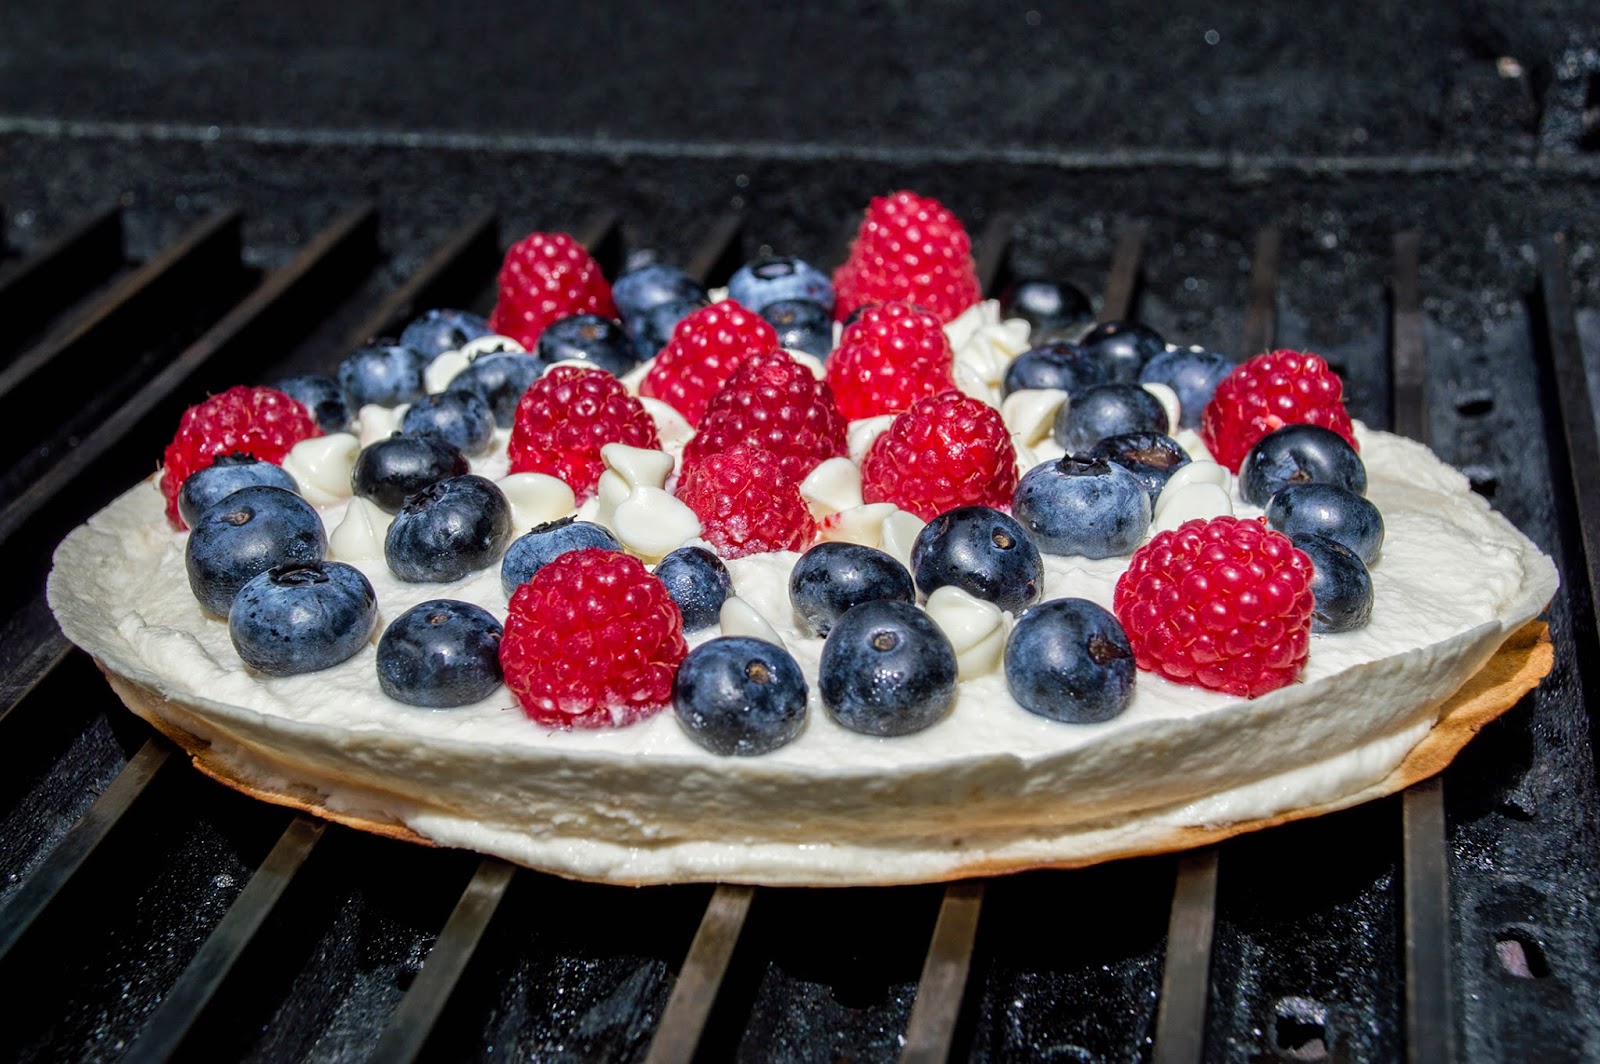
(0, 197, 1595, 1062)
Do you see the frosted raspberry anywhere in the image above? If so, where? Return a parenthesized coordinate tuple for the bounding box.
(860, 391, 1018, 521)
(639, 301, 778, 426)
(825, 301, 956, 421)
(507, 365, 659, 502)
(680, 351, 848, 486)
(1200, 350, 1357, 473)
(500, 548, 687, 728)
(488, 231, 617, 350)
(832, 190, 982, 324)
(1113, 516, 1315, 698)
(159, 385, 321, 529)
(675, 444, 815, 559)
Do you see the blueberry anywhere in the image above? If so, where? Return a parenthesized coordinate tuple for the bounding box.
(177, 453, 300, 529)
(501, 517, 621, 595)
(376, 599, 504, 707)
(400, 391, 496, 456)
(274, 374, 353, 434)
(1239, 424, 1367, 507)
(186, 485, 326, 617)
(1079, 320, 1166, 383)
(1291, 533, 1374, 633)
(998, 278, 1095, 340)
(909, 506, 1044, 614)
(673, 637, 809, 755)
(351, 434, 470, 513)
(337, 342, 429, 408)
(626, 297, 707, 361)
(447, 352, 542, 428)
(1266, 483, 1384, 565)
(1004, 599, 1135, 723)
(1087, 431, 1192, 501)
(1052, 383, 1169, 453)
(789, 542, 915, 637)
(1139, 347, 1233, 429)
(612, 264, 708, 324)
(727, 255, 834, 315)
(535, 314, 640, 377)
(762, 299, 834, 359)
(228, 561, 377, 676)
(385, 474, 513, 583)
(1001, 341, 1109, 399)
(818, 599, 958, 737)
(1012, 456, 1151, 559)
(654, 546, 734, 632)
(398, 309, 493, 359)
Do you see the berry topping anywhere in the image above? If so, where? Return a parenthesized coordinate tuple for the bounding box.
(351, 433, 470, 514)
(499, 547, 687, 728)
(534, 313, 640, 378)
(909, 506, 1044, 614)
(1087, 431, 1192, 501)
(825, 301, 956, 420)
(1265, 483, 1384, 566)
(998, 278, 1095, 340)
(377, 599, 505, 708)
(654, 546, 735, 632)
(674, 444, 816, 559)
(186, 485, 327, 617)
(1291, 533, 1375, 633)
(1012, 456, 1151, 559)
(680, 350, 848, 486)
(274, 374, 353, 434)
(384, 474, 513, 583)
(446, 352, 542, 428)
(819, 598, 959, 736)
(338, 342, 429, 409)
(1005, 599, 1136, 723)
(831, 190, 982, 324)
(789, 541, 916, 637)
(229, 561, 377, 677)
(1139, 346, 1234, 429)
(673, 637, 809, 756)
(507, 364, 660, 502)
(625, 297, 708, 362)
(611, 263, 708, 324)
(160, 385, 322, 528)
(728, 255, 835, 315)
(639, 301, 779, 425)
(1077, 320, 1167, 384)
(1113, 516, 1315, 698)
(177, 453, 300, 529)
(1053, 383, 1170, 453)
(488, 231, 617, 350)
(501, 517, 622, 595)
(1239, 423, 1367, 507)
(401, 391, 496, 456)
(398, 309, 493, 359)
(761, 299, 834, 360)
(860, 390, 1017, 520)
(1199, 349, 1357, 473)
(1002, 341, 1108, 399)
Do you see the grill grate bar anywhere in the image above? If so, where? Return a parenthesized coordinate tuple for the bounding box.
(684, 212, 744, 289)
(1099, 222, 1148, 322)
(1240, 226, 1282, 359)
(0, 203, 124, 352)
(900, 880, 986, 1064)
(0, 594, 70, 726)
(643, 884, 757, 1064)
(0, 737, 172, 961)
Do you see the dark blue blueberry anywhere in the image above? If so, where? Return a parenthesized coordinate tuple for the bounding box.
(1239, 424, 1367, 507)
(274, 374, 353, 434)
(177, 453, 299, 529)
(654, 546, 734, 632)
(1012, 456, 1151, 558)
(401, 391, 496, 456)
(1001, 341, 1109, 399)
(398, 309, 493, 360)
(1139, 346, 1233, 429)
(673, 637, 809, 756)
(1266, 483, 1384, 566)
(999, 278, 1095, 341)
(501, 517, 621, 595)
(337, 342, 430, 409)
(228, 561, 376, 676)
(1052, 383, 1169, 453)
(1291, 533, 1374, 633)
(909, 506, 1043, 615)
(727, 255, 834, 315)
(376, 599, 504, 707)
(534, 314, 640, 377)
(351, 434, 470, 513)
(385, 474, 513, 583)
(612, 264, 708, 324)
(1087, 432, 1192, 501)
(447, 351, 542, 428)
(1079, 320, 1167, 384)
(818, 599, 958, 737)
(789, 542, 915, 637)
(626, 297, 707, 361)
(762, 299, 834, 359)
(186, 485, 326, 617)
(1004, 598, 1135, 723)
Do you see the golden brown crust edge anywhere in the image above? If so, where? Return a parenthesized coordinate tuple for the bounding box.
(94, 620, 1553, 887)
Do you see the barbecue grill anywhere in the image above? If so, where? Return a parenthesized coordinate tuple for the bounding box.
(2, 5, 1598, 1060)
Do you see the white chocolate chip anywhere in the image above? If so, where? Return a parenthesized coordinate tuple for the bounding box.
(458, 334, 524, 359)
(800, 457, 865, 517)
(1150, 482, 1234, 536)
(329, 497, 392, 563)
(818, 503, 899, 548)
(880, 509, 927, 570)
(1002, 388, 1069, 446)
(707, 285, 730, 304)
(1142, 382, 1181, 435)
(281, 433, 360, 506)
(924, 585, 1011, 679)
(424, 349, 473, 393)
(847, 415, 897, 464)
(719, 596, 785, 649)
(953, 357, 996, 404)
(498, 473, 577, 531)
(640, 397, 695, 453)
(611, 487, 702, 563)
(356, 404, 403, 447)
(600, 443, 674, 492)
(1161, 459, 1230, 497)
(593, 470, 629, 528)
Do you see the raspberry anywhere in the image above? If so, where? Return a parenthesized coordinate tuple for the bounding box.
(639, 301, 778, 426)
(825, 301, 956, 420)
(507, 365, 660, 502)
(832, 190, 982, 324)
(500, 548, 687, 728)
(680, 350, 848, 486)
(1112, 516, 1315, 698)
(1199, 350, 1357, 473)
(860, 391, 1018, 521)
(675, 444, 816, 559)
(159, 386, 321, 529)
(488, 231, 617, 350)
